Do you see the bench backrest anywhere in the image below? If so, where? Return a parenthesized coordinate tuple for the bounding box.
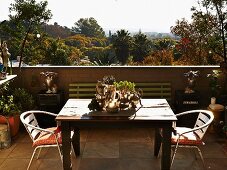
(69, 83, 97, 99)
(69, 82, 171, 102)
(135, 82, 171, 102)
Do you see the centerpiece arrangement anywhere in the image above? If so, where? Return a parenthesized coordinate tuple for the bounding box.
(88, 75, 142, 113)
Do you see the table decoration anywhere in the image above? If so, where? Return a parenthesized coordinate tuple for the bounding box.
(88, 75, 142, 112)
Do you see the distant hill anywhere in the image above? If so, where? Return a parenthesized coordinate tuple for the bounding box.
(42, 22, 73, 38)
(41, 23, 177, 40)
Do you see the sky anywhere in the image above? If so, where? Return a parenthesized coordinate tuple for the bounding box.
(0, 0, 198, 33)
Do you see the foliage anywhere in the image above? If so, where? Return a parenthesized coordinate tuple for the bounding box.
(8, 0, 52, 67)
(12, 88, 35, 112)
(43, 22, 73, 38)
(199, 0, 227, 63)
(102, 75, 116, 85)
(90, 50, 117, 66)
(131, 32, 151, 62)
(1, 1, 226, 66)
(171, 10, 223, 65)
(0, 95, 20, 116)
(207, 70, 222, 97)
(0, 83, 35, 116)
(64, 34, 92, 48)
(112, 29, 132, 65)
(153, 38, 175, 51)
(68, 47, 83, 65)
(114, 81, 135, 92)
(171, 0, 226, 65)
(72, 17, 105, 38)
(143, 49, 174, 65)
(65, 34, 108, 48)
(0, 20, 23, 60)
(44, 38, 72, 65)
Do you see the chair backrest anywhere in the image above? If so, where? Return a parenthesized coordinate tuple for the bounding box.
(193, 110, 214, 140)
(20, 111, 41, 142)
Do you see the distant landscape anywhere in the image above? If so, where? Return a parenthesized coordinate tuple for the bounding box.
(0, 0, 226, 67)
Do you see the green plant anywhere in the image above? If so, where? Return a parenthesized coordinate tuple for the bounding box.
(12, 88, 35, 112)
(114, 81, 135, 92)
(0, 95, 20, 116)
(207, 70, 222, 97)
(102, 75, 116, 85)
(0, 83, 35, 116)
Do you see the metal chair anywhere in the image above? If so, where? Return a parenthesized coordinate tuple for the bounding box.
(171, 110, 214, 168)
(20, 110, 63, 170)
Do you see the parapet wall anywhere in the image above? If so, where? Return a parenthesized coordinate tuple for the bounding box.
(12, 66, 219, 107)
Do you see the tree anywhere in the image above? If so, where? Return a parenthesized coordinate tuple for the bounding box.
(198, 0, 227, 63)
(112, 29, 132, 65)
(131, 32, 151, 62)
(153, 38, 175, 51)
(171, 11, 223, 65)
(8, 0, 52, 67)
(44, 38, 71, 65)
(0, 20, 21, 60)
(72, 17, 105, 38)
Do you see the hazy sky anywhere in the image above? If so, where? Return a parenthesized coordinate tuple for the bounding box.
(0, 0, 197, 32)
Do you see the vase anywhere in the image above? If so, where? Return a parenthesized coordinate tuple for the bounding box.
(0, 115, 20, 137)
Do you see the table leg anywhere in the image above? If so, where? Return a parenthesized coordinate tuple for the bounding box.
(72, 127, 80, 156)
(61, 122, 72, 170)
(154, 128, 162, 157)
(161, 126, 172, 170)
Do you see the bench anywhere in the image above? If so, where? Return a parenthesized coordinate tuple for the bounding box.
(69, 82, 172, 103)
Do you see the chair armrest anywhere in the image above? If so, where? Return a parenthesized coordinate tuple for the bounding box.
(178, 122, 211, 136)
(175, 110, 198, 117)
(176, 109, 212, 117)
(25, 123, 55, 134)
(27, 110, 58, 117)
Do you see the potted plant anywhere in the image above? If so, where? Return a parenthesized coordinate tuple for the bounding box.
(114, 80, 136, 93)
(207, 70, 222, 99)
(207, 69, 227, 106)
(89, 76, 142, 112)
(0, 94, 20, 137)
(0, 84, 35, 137)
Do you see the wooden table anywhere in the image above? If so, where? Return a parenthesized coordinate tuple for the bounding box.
(56, 99, 177, 170)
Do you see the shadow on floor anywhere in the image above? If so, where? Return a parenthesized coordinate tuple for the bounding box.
(0, 128, 226, 170)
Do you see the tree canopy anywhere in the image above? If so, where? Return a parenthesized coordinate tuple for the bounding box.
(112, 29, 132, 65)
(194, 0, 226, 63)
(72, 17, 105, 38)
(170, 0, 225, 65)
(8, 0, 52, 67)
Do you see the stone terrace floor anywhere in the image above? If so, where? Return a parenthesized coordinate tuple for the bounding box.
(0, 127, 227, 170)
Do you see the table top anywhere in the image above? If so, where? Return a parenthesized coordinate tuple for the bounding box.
(56, 99, 177, 121)
(0, 75, 17, 85)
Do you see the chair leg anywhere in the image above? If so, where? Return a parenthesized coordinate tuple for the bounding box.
(196, 147, 206, 169)
(27, 147, 38, 170)
(36, 148, 42, 159)
(171, 142, 179, 167)
(57, 145, 63, 162)
(71, 142, 77, 157)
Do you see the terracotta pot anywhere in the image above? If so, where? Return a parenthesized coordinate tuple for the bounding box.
(0, 115, 20, 137)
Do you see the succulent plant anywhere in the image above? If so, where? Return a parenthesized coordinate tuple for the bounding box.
(102, 75, 116, 85)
